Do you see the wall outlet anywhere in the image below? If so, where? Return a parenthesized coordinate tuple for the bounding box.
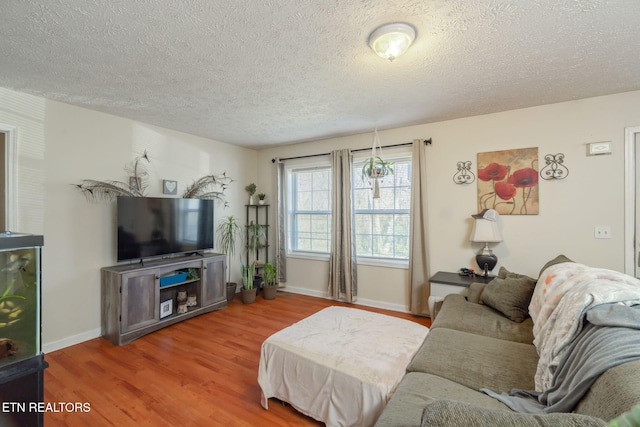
(594, 226, 611, 239)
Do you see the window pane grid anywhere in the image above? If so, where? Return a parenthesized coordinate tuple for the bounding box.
(287, 157, 411, 260)
(290, 167, 331, 254)
(353, 157, 412, 260)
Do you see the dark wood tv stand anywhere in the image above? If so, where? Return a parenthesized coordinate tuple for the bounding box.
(101, 253, 226, 345)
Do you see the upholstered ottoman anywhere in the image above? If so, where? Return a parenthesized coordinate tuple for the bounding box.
(258, 306, 429, 427)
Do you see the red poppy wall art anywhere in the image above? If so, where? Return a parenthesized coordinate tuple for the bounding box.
(477, 147, 539, 215)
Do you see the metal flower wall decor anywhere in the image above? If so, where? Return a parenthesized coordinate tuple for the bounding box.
(539, 153, 569, 180)
(453, 161, 475, 184)
(477, 147, 539, 215)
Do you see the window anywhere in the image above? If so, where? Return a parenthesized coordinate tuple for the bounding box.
(286, 155, 412, 261)
(353, 156, 411, 260)
(287, 165, 331, 254)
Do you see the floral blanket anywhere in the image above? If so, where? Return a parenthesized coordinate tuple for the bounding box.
(529, 262, 640, 391)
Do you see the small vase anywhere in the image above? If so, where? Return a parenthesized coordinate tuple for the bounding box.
(249, 196, 254, 205)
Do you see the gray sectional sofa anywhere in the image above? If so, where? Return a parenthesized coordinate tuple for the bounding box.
(375, 257, 640, 426)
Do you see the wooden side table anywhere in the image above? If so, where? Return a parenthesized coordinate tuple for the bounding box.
(428, 271, 494, 318)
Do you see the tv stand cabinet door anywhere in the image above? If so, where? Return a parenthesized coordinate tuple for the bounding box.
(121, 272, 159, 333)
(202, 255, 226, 307)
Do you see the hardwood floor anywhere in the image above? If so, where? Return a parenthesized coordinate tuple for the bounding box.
(44, 291, 430, 426)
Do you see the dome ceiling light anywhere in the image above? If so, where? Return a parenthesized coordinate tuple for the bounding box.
(368, 22, 416, 62)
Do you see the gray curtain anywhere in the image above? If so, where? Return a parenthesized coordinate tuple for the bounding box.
(275, 158, 287, 285)
(408, 139, 430, 315)
(328, 149, 357, 302)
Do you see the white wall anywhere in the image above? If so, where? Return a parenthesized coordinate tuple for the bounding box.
(258, 90, 640, 311)
(0, 88, 257, 352)
(2, 85, 638, 351)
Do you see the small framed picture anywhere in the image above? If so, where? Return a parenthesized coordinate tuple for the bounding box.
(160, 299, 173, 319)
(129, 176, 142, 191)
(163, 179, 178, 195)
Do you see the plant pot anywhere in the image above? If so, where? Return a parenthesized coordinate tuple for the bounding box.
(262, 284, 278, 300)
(241, 287, 257, 304)
(258, 200, 265, 205)
(226, 282, 237, 302)
(253, 276, 262, 291)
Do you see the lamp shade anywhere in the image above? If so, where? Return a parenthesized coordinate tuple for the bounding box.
(469, 218, 502, 243)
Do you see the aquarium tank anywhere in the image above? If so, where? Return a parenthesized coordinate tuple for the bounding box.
(0, 233, 42, 368)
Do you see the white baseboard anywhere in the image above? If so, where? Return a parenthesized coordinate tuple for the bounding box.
(43, 328, 101, 353)
(42, 291, 409, 353)
(283, 286, 409, 314)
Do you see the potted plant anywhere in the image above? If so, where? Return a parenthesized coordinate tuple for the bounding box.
(245, 183, 257, 205)
(257, 192, 266, 205)
(240, 262, 257, 304)
(261, 262, 278, 300)
(216, 216, 243, 302)
(361, 156, 394, 181)
(361, 156, 394, 199)
(246, 222, 266, 258)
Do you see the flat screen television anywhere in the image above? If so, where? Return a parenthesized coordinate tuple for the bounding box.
(117, 196, 214, 262)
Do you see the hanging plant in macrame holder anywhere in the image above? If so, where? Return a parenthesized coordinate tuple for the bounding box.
(361, 129, 394, 199)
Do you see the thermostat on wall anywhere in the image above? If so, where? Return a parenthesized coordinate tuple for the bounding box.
(587, 141, 612, 156)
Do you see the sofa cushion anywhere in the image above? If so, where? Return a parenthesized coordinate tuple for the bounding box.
(498, 266, 531, 279)
(481, 274, 536, 322)
(463, 266, 528, 305)
(466, 282, 486, 304)
(431, 294, 534, 344)
(407, 328, 538, 393)
(373, 372, 510, 427)
(538, 254, 573, 278)
(420, 400, 606, 427)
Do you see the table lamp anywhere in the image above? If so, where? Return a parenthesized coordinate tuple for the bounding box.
(469, 209, 502, 277)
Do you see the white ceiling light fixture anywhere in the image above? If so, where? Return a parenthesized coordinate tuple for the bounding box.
(368, 22, 416, 62)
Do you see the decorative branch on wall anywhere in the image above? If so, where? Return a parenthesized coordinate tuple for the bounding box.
(540, 153, 569, 180)
(74, 151, 151, 201)
(453, 161, 475, 184)
(182, 173, 233, 207)
(73, 151, 233, 205)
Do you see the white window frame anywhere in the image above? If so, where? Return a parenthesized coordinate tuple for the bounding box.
(352, 153, 412, 266)
(283, 152, 412, 267)
(285, 161, 332, 259)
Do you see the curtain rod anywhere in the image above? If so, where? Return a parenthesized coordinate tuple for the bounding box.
(271, 138, 432, 163)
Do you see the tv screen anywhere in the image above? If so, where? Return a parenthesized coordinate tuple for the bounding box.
(117, 196, 214, 262)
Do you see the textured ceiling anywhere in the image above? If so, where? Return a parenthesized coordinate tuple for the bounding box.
(1, 0, 640, 148)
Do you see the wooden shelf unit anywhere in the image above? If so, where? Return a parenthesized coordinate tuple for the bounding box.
(101, 253, 226, 345)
